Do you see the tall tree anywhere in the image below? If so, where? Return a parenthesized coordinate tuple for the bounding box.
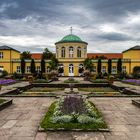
(42, 48, 54, 59)
(117, 58, 122, 73)
(97, 59, 101, 74)
(31, 59, 35, 74)
(83, 58, 93, 72)
(21, 58, 25, 74)
(49, 56, 59, 70)
(21, 51, 31, 59)
(41, 59, 45, 73)
(108, 59, 112, 74)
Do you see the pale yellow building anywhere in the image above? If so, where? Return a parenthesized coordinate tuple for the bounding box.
(0, 35, 140, 76)
(55, 34, 87, 76)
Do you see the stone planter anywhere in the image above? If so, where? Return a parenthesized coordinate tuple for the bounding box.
(0, 99, 13, 111)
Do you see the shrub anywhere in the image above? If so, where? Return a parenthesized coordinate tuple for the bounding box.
(13, 72, 23, 79)
(77, 114, 95, 124)
(103, 72, 108, 77)
(1, 70, 8, 77)
(51, 115, 73, 123)
(84, 70, 91, 81)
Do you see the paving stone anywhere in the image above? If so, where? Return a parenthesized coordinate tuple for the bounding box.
(10, 136, 34, 140)
(35, 132, 47, 140)
(47, 132, 73, 140)
(2, 120, 17, 128)
(0, 96, 140, 139)
(72, 132, 105, 140)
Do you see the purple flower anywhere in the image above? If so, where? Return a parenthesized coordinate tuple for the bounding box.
(0, 79, 16, 85)
(122, 79, 140, 85)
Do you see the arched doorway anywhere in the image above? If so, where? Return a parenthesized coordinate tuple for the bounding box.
(69, 64, 74, 76)
(79, 64, 84, 76)
(58, 64, 64, 76)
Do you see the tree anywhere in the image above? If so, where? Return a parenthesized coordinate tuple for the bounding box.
(31, 59, 35, 74)
(49, 56, 59, 70)
(21, 58, 25, 74)
(41, 59, 45, 73)
(97, 59, 101, 74)
(108, 59, 112, 74)
(42, 48, 54, 59)
(117, 58, 122, 73)
(83, 58, 93, 72)
(95, 55, 107, 59)
(21, 51, 31, 59)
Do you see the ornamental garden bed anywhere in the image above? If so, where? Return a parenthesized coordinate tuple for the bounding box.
(90, 79, 109, 83)
(0, 79, 17, 86)
(26, 87, 64, 92)
(79, 87, 116, 92)
(64, 78, 79, 83)
(122, 79, 140, 86)
(32, 79, 52, 83)
(40, 96, 108, 131)
(0, 99, 12, 111)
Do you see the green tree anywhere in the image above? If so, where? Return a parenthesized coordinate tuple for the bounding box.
(97, 59, 101, 74)
(117, 58, 122, 73)
(49, 57, 59, 70)
(30, 59, 35, 74)
(21, 51, 31, 59)
(41, 59, 45, 73)
(108, 59, 112, 74)
(83, 58, 93, 72)
(21, 58, 25, 74)
(42, 48, 54, 59)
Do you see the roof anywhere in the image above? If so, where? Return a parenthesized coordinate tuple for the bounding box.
(55, 34, 88, 45)
(0, 45, 20, 53)
(123, 45, 140, 53)
(31, 53, 42, 59)
(87, 53, 123, 59)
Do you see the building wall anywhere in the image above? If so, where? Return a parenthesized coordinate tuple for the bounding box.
(0, 47, 140, 76)
(123, 50, 140, 60)
(56, 42, 87, 59)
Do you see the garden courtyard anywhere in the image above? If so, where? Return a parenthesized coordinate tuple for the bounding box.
(0, 78, 140, 140)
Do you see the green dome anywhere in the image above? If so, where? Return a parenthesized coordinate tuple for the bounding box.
(61, 34, 82, 42)
(55, 34, 88, 45)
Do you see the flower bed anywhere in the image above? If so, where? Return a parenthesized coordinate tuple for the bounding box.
(64, 78, 79, 83)
(41, 96, 107, 131)
(79, 87, 116, 92)
(0, 79, 16, 85)
(122, 79, 140, 85)
(90, 79, 109, 83)
(27, 87, 64, 92)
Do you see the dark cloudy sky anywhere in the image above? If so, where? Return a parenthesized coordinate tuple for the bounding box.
(0, 0, 140, 53)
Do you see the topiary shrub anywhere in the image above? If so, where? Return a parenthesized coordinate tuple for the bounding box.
(133, 66, 140, 78)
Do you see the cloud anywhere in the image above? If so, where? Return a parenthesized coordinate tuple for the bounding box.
(0, 0, 140, 53)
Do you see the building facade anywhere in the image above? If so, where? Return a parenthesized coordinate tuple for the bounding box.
(0, 34, 140, 76)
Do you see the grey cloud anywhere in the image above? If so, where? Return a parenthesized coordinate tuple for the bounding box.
(0, 0, 140, 53)
(97, 33, 132, 41)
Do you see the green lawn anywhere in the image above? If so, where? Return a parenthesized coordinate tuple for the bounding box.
(79, 87, 116, 92)
(22, 92, 57, 96)
(27, 87, 64, 92)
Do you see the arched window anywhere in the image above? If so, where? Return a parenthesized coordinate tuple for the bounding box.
(61, 47, 65, 58)
(69, 46, 74, 58)
(77, 47, 81, 58)
(79, 64, 84, 76)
